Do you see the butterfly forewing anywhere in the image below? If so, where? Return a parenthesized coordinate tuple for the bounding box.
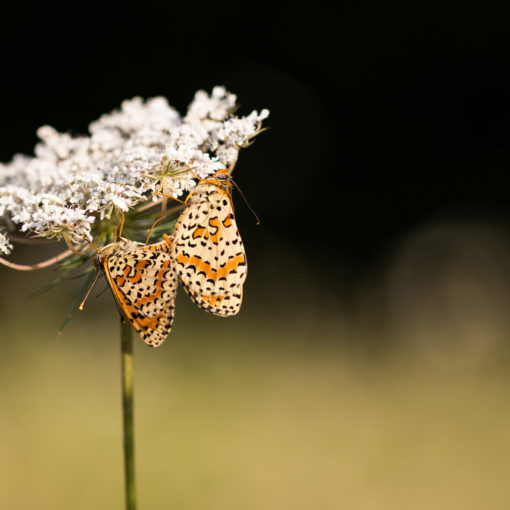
(171, 173, 247, 316)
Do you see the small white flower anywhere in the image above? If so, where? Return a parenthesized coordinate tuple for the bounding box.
(0, 230, 12, 255)
(20, 203, 95, 244)
(185, 86, 237, 123)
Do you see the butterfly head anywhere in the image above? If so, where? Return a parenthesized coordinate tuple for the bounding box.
(206, 169, 234, 191)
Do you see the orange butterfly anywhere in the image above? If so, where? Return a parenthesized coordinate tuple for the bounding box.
(96, 236, 177, 347)
(170, 169, 247, 316)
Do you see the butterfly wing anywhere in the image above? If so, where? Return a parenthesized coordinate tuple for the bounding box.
(101, 242, 178, 347)
(171, 187, 247, 316)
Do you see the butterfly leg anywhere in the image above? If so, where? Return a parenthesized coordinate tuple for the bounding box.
(115, 209, 126, 241)
(153, 191, 186, 204)
(145, 215, 166, 245)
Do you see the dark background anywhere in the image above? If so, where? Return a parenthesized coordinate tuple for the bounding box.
(3, 3, 509, 284)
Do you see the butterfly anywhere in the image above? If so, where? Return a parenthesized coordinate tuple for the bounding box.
(96, 236, 177, 347)
(169, 169, 247, 316)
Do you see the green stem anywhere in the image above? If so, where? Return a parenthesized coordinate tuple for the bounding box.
(120, 318, 136, 510)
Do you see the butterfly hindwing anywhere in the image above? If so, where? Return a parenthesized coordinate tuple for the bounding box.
(99, 238, 178, 347)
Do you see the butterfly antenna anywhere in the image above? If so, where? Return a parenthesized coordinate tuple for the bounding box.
(231, 179, 260, 225)
(78, 269, 101, 310)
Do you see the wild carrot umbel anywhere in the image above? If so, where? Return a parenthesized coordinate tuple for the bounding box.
(0, 88, 268, 509)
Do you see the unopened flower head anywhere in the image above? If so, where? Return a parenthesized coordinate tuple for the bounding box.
(0, 87, 269, 255)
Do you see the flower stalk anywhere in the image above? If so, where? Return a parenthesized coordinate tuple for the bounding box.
(120, 317, 136, 510)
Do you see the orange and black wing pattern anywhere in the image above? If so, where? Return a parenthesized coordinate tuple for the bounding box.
(98, 238, 177, 347)
(171, 171, 247, 316)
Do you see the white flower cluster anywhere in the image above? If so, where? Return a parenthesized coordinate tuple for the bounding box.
(0, 87, 269, 255)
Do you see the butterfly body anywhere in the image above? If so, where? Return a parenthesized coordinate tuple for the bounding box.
(97, 237, 177, 347)
(171, 171, 247, 316)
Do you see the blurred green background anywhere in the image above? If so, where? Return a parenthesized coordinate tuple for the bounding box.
(3, 224, 510, 509)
